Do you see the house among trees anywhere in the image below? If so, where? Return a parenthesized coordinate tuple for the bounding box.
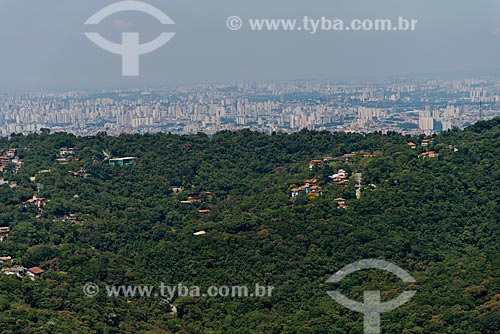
(59, 147, 74, 157)
(2, 265, 44, 280)
(2, 149, 17, 158)
(0, 227, 10, 242)
(68, 169, 90, 178)
(0, 156, 10, 170)
(0, 256, 12, 264)
(0, 149, 22, 173)
(335, 198, 348, 209)
(291, 179, 323, 198)
(56, 148, 79, 163)
(12, 159, 23, 173)
(309, 160, 324, 169)
(3, 265, 27, 278)
(63, 214, 83, 224)
(109, 157, 138, 166)
(419, 151, 439, 159)
(188, 197, 202, 203)
(334, 153, 356, 161)
(27, 267, 45, 280)
(329, 169, 349, 185)
(408, 142, 417, 149)
(421, 139, 433, 147)
(0, 227, 11, 234)
(309, 185, 322, 195)
(23, 195, 50, 208)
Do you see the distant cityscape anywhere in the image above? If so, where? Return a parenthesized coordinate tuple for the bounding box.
(1, 78, 500, 136)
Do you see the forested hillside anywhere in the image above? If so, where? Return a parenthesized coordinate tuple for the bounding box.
(0, 121, 499, 333)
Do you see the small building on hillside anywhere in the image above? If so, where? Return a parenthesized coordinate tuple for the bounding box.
(23, 195, 50, 208)
(329, 169, 349, 184)
(27, 267, 45, 279)
(421, 139, 433, 147)
(309, 160, 324, 169)
(0, 227, 11, 234)
(335, 198, 348, 209)
(419, 151, 439, 159)
(334, 153, 357, 161)
(0, 256, 12, 264)
(291, 181, 323, 198)
(4, 265, 26, 277)
(59, 148, 74, 157)
(2, 149, 17, 158)
(109, 157, 137, 166)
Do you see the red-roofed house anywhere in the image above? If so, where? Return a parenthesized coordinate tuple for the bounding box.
(309, 160, 324, 169)
(419, 151, 439, 159)
(27, 267, 45, 279)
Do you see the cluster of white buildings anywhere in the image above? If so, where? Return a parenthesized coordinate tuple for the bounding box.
(1, 79, 500, 136)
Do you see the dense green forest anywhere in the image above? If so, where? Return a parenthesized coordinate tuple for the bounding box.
(0, 120, 499, 333)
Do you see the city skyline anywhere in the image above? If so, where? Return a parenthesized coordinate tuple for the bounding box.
(0, 77, 498, 136)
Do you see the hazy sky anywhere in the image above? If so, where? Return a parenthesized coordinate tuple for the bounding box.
(1, 0, 500, 91)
